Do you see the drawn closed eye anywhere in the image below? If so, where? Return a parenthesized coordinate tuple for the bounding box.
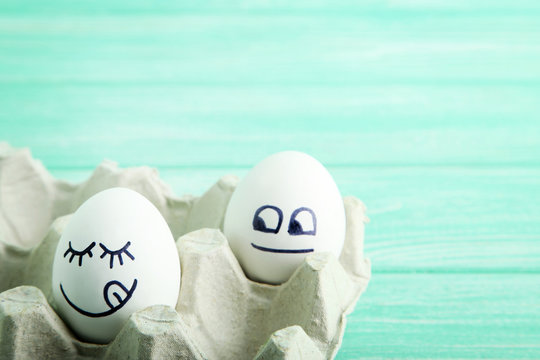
(288, 207, 317, 236)
(252, 205, 284, 234)
(64, 241, 96, 266)
(99, 242, 135, 269)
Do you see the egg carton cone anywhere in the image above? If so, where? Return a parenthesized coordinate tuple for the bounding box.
(0, 142, 371, 360)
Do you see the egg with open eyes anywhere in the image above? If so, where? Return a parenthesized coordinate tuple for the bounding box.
(51, 187, 181, 343)
(223, 151, 346, 284)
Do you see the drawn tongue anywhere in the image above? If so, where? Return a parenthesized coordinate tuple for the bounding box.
(103, 280, 130, 309)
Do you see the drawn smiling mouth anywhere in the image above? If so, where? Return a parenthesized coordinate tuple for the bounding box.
(251, 243, 314, 254)
(60, 279, 138, 318)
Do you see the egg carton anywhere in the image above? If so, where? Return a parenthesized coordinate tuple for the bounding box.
(0, 142, 371, 360)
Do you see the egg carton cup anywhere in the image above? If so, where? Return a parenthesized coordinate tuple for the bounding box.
(0, 142, 371, 360)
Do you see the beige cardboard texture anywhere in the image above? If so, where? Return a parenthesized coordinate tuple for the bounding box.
(0, 143, 371, 359)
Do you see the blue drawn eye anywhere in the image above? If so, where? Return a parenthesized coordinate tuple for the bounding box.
(99, 242, 135, 269)
(288, 207, 317, 236)
(64, 241, 96, 266)
(253, 205, 283, 234)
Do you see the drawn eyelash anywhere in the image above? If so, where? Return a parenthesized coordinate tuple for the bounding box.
(64, 241, 96, 266)
(99, 241, 135, 269)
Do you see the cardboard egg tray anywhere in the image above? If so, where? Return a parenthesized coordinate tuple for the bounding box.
(0, 143, 371, 360)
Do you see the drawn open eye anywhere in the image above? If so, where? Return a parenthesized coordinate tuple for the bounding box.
(64, 241, 96, 266)
(252, 205, 283, 234)
(288, 207, 317, 236)
(99, 242, 135, 269)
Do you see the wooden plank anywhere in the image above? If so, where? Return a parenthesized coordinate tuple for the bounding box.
(49, 166, 540, 272)
(1, 7, 538, 167)
(337, 273, 540, 359)
(1, 0, 540, 15)
(1, 84, 539, 167)
(1, 14, 539, 85)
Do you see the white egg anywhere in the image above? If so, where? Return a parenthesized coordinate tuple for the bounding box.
(223, 151, 346, 284)
(51, 187, 180, 343)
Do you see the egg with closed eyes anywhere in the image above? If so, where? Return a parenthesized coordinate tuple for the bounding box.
(51, 187, 180, 343)
(223, 151, 346, 284)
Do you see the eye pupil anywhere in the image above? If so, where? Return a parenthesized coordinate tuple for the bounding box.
(288, 219, 304, 235)
(253, 217, 268, 232)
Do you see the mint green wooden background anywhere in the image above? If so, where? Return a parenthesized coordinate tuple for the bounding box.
(2, 1, 540, 358)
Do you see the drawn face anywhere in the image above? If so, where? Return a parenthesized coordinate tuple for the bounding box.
(52, 188, 181, 344)
(224, 151, 346, 284)
(59, 240, 137, 318)
(251, 205, 317, 253)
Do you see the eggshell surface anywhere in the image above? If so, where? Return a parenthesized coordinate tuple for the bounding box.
(223, 151, 346, 284)
(51, 187, 180, 343)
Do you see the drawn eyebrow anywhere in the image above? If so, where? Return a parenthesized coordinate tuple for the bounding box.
(64, 241, 96, 267)
(99, 241, 135, 269)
